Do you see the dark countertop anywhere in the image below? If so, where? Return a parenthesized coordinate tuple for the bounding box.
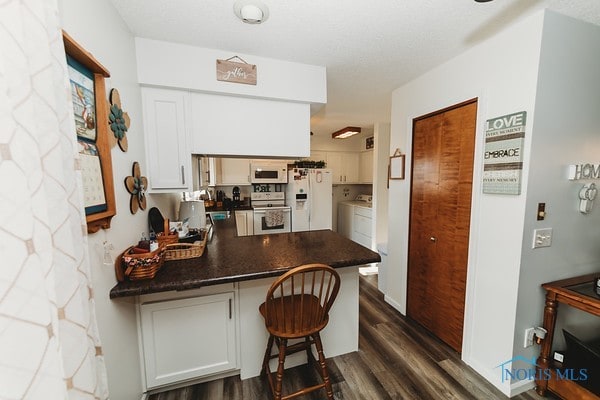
(110, 217, 381, 299)
(206, 204, 253, 212)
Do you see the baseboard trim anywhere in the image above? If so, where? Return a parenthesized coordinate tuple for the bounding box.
(384, 295, 405, 315)
(144, 369, 240, 397)
(463, 355, 537, 397)
(509, 378, 535, 397)
(464, 357, 511, 397)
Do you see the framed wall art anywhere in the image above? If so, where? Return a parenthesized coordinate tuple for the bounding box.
(63, 31, 116, 233)
(389, 153, 405, 180)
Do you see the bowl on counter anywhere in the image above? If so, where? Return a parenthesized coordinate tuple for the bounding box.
(178, 228, 205, 243)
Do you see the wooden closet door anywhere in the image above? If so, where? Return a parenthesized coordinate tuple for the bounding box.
(407, 100, 477, 352)
(407, 113, 443, 330)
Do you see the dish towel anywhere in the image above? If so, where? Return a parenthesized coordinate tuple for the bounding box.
(265, 209, 284, 228)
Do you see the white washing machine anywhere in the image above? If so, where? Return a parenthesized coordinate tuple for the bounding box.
(337, 194, 373, 248)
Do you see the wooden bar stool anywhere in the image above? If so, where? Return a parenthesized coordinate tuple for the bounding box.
(259, 264, 341, 400)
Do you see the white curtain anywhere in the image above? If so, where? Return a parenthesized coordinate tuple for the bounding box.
(0, 0, 109, 398)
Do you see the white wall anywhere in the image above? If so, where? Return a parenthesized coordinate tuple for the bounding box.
(388, 11, 545, 395)
(373, 123, 390, 246)
(135, 38, 326, 104)
(512, 11, 600, 370)
(58, 1, 152, 398)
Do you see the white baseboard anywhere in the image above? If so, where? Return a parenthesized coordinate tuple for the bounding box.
(464, 356, 537, 397)
(384, 295, 405, 315)
(509, 378, 535, 397)
(464, 357, 511, 397)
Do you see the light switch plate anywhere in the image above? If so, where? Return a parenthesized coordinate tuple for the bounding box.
(532, 228, 553, 249)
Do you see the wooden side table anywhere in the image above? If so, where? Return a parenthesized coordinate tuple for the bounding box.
(535, 273, 600, 399)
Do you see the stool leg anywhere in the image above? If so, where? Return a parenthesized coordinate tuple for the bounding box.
(261, 334, 274, 377)
(313, 333, 333, 400)
(304, 336, 313, 366)
(274, 338, 287, 400)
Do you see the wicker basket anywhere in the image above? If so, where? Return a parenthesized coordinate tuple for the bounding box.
(157, 230, 179, 247)
(122, 246, 164, 280)
(164, 243, 205, 260)
(154, 218, 178, 247)
(164, 231, 207, 261)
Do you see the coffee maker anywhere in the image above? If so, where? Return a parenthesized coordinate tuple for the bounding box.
(232, 186, 241, 203)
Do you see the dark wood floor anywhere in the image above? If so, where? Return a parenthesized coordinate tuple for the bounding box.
(149, 275, 549, 400)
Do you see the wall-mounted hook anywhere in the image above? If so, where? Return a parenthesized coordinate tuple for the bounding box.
(578, 183, 597, 214)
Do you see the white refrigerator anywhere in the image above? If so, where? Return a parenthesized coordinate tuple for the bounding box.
(286, 168, 332, 232)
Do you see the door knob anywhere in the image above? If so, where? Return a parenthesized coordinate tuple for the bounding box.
(430, 236, 437, 242)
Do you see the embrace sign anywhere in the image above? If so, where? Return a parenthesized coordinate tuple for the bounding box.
(483, 111, 527, 195)
(495, 356, 588, 384)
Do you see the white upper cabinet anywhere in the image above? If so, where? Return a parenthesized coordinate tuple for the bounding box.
(135, 38, 326, 159)
(217, 158, 251, 185)
(142, 87, 192, 192)
(190, 92, 310, 158)
(327, 152, 359, 184)
(359, 150, 374, 184)
(307, 150, 372, 184)
(192, 156, 216, 188)
(342, 152, 360, 183)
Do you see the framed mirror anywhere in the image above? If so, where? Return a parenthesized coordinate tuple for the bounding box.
(63, 31, 116, 233)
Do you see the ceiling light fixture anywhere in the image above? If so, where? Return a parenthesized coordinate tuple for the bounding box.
(234, 0, 269, 24)
(332, 126, 361, 139)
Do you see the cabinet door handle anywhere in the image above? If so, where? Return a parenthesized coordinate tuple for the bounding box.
(181, 166, 185, 184)
(228, 298, 232, 319)
(430, 236, 437, 242)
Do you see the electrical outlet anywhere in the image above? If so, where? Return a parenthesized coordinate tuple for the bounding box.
(532, 228, 553, 249)
(553, 351, 564, 363)
(524, 328, 535, 348)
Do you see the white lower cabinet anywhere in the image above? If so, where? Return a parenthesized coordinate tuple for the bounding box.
(338, 202, 373, 249)
(352, 206, 372, 248)
(138, 288, 238, 390)
(234, 210, 254, 236)
(337, 202, 354, 238)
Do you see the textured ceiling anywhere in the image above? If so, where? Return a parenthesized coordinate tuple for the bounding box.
(109, 0, 600, 136)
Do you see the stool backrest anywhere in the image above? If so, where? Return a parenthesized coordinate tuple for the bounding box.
(264, 264, 341, 337)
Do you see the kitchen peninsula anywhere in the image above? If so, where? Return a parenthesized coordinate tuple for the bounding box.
(110, 218, 380, 392)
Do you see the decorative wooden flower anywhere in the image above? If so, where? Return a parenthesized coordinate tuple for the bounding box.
(124, 162, 148, 214)
(109, 88, 130, 152)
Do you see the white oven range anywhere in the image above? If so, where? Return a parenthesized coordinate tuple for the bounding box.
(251, 192, 291, 235)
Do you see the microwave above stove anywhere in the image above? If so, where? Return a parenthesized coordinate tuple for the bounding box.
(250, 162, 288, 184)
